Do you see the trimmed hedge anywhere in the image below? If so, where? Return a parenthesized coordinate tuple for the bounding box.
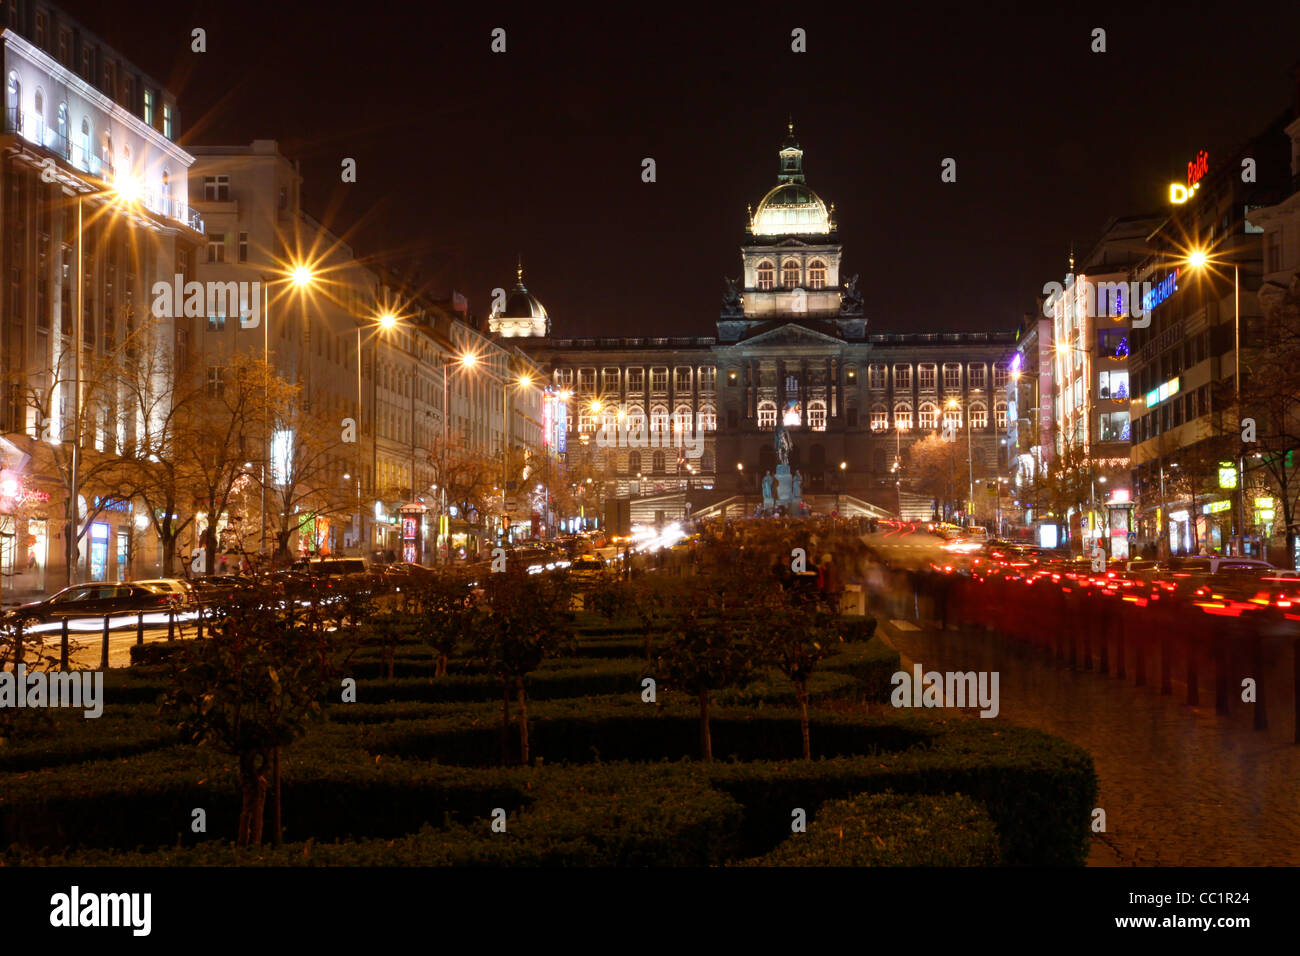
(4, 762, 743, 866)
(742, 791, 1000, 866)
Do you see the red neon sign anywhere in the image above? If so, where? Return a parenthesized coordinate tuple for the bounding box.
(1187, 151, 1208, 188)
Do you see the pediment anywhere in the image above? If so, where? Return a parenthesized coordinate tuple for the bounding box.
(732, 320, 844, 349)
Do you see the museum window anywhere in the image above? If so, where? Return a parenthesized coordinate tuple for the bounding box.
(918, 402, 938, 429)
(918, 364, 936, 390)
(993, 362, 1010, 388)
(807, 259, 826, 289)
(808, 400, 827, 431)
(626, 405, 646, 429)
(781, 259, 801, 289)
(651, 367, 668, 391)
(757, 400, 777, 429)
(698, 404, 716, 430)
(893, 364, 911, 389)
(870, 406, 888, 431)
(756, 260, 775, 290)
(650, 404, 669, 432)
(578, 368, 596, 391)
(894, 405, 912, 431)
(970, 404, 988, 429)
(868, 365, 886, 389)
(675, 367, 692, 391)
(652, 451, 665, 473)
(969, 363, 986, 390)
(602, 367, 620, 392)
(699, 366, 716, 390)
(626, 367, 643, 391)
(943, 363, 961, 391)
(995, 402, 1008, 430)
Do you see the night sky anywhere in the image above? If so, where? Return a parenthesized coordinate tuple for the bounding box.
(75, 0, 1300, 337)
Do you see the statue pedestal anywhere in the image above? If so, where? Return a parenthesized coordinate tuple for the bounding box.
(775, 464, 793, 505)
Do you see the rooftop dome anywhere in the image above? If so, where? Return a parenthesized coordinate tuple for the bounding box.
(489, 258, 550, 337)
(748, 121, 832, 237)
(751, 182, 831, 236)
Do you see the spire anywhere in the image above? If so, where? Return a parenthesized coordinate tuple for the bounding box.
(778, 118, 804, 184)
(1067, 243, 1075, 274)
(515, 253, 525, 289)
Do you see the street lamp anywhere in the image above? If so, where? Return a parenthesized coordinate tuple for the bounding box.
(946, 398, 974, 526)
(64, 175, 150, 585)
(1183, 247, 1246, 555)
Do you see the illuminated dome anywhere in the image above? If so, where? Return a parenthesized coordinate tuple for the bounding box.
(490, 258, 550, 337)
(751, 182, 831, 236)
(748, 122, 833, 237)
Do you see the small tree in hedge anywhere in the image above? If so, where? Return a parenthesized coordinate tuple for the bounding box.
(163, 587, 338, 846)
(761, 602, 839, 759)
(365, 608, 418, 679)
(658, 576, 757, 761)
(409, 572, 478, 676)
(587, 576, 627, 627)
(473, 569, 575, 765)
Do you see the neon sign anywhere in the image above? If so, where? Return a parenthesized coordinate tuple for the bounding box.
(1170, 151, 1208, 203)
(1141, 269, 1179, 313)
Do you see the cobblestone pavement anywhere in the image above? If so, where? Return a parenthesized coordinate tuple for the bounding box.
(877, 618, 1300, 866)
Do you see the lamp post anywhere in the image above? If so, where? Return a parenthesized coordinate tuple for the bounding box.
(1185, 250, 1245, 555)
(66, 175, 140, 585)
(945, 398, 974, 525)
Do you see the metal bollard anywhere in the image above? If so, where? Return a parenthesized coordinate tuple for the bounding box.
(100, 614, 111, 671)
(136, 611, 145, 646)
(60, 618, 70, 670)
(196, 605, 204, 640)
(1252, 633, 1267, 731)
(167, 607, 175, 642)
(1214, 638, 1229, 716)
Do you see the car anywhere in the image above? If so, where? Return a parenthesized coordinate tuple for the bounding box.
(2, 582, 180, 627)
(190, 574, 257, 604)
(568, 554, 607, 582)
(133, 578, 197, 606)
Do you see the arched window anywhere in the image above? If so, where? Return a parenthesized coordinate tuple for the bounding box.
(652, 450, 665, 473)
(673, 404, 693, 433)
(756, 260, 775, 291)
(807, 259, 826, 289)
(894, 404, 913, 431)
(79, 117, 91, 171)
(870, 404, 888, 431)
(6, 72, 20, 131)
(808, 400, 827, 431)
(918, 402, 937, 430)
(698, 403, 716, 431)
(626, 405, 646, 431)
(628, 450, 642, 474)
(995, 401, 1008, 430)
(757, 400, 776, 429)
(650, 404, 668, 432)
(942, 404, 962, 430)
(970, 403, 988, 429)
(781, 259, 801, 289)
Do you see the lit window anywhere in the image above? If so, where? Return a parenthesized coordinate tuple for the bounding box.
(869, 365, 886, 389)
(808, 401, 826, 431)
(162, 105, 172, 139)
(870, 406, 888, 431)
(757, 401, 776, 429)
(995, 402, 1008, 429)
(894, 405, 913, 431)
(700, 367, 716, 390)
(143, 90, 154, 126)
(971, 404, 988, 429)
(943, 405, 962, 429)
(698, 404, 716, 431)
(893, 365, 911, 389)
(808, 259, 826, 289)
(650, 405, 669, 432)
(781, 259, 801, 289)
(756, 260, 775, 291)
(919, 403, 937, 429)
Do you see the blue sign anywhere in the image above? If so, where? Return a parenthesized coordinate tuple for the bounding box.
(1142, 269, 1179, 314)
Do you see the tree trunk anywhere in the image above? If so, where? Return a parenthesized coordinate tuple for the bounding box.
(161, 531, 177, 577)
(516, 677, 530, 764)
(797, 681, 811, 760)
(271, 745, 282, 847)
(698, 688, 712, 761)
(436, 652, 447, 677)
(236, 749, 270, 847)
(501, 683, 512, 766)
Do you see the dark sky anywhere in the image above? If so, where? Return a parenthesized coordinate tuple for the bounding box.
(73, 0, 1300, 337)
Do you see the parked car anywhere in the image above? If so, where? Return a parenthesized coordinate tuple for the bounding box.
(569, 554, 607, 583)
(2, 583, 179, 627)
(190, 574, 257, 604)
(133, 578, 197, 606)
